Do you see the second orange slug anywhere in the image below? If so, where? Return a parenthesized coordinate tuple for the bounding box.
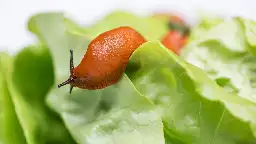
(58, 26, 146, 93)
(153, 12, 190, 55)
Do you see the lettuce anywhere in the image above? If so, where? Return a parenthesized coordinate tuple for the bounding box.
(0, 52, 26, 144)
(1, 10, 256, 144)
(181, 17, 256, 103)
(2, 45, 76, 144)
(127, 41, 256, 143)
(241, 17, 256, 55)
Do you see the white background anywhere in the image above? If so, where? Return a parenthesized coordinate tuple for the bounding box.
(1, 0, 256, 54)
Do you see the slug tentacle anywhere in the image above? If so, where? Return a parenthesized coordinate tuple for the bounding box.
(58, 78, 74, 88)
(70, 49, 74, 74)
(57, 49, 76, 93)
(69, 49, 74, 93)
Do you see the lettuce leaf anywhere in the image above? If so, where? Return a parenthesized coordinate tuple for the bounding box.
(27, 12, 91, 113)
(4, 44, 76, 144)
(20, 10, 256, 144)
(240, 17, 256, 55)
(0, 52, 26, 144)
(127, 41, 256, 144)
(181, 17, 256, 103)
(188, 12, 224, 41)
(28, 12, 90, 78)
(46, 38, 256, 144)
(47, 74, 165, 144)
(0, 54, 4, 144)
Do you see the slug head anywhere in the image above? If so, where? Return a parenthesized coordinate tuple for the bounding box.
(57, 49, 77, 94)
(168, 18, 190, 36)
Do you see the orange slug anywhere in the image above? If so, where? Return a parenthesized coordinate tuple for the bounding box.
(162, 19, 190, 55)
(161, 31, 188, 55)
(58, 26, 146, 93)
(153, 12, 190, 55)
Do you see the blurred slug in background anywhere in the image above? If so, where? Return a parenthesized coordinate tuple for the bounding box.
(153, 12, 190, 55)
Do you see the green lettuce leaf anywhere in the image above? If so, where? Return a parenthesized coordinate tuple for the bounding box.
(0, 53, 4, 144)
(126, 41, 256, 144)
(47, 74, 165, 144)
(27, 12, 91, 113)
(4, 44, 76, 144)
(181, 17, 256, 103)
(0, 52, 26, 144)
(240, 17, 256, 55)
(192, 18, 247, 53)
(188, 13, 224, 42)
(28, 12, 90, 78)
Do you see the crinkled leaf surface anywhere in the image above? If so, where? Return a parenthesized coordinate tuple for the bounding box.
(241, 18, 256, 55)
(0, 53, 26, 144)
(181, 17, 256, 103)
(85, 11, 169, 40)
(193, 18, 247, 53)
(126, 41, 256, 144)
(47, 74, 165, 144)
(187, 14, 224, 42)
(5, 44, 76, 144)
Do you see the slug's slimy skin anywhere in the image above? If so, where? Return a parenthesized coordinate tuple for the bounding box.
(58, 26, 146, 93)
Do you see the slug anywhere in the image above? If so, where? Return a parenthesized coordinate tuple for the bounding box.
(58, 26, 146, 93)
(161, 30, 188, 55)
(153, 12, 190, 55)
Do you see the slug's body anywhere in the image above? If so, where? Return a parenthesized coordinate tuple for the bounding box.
(58, 26, 146, 93)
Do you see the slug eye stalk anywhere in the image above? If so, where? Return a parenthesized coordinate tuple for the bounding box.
(57, 49, 75, 94)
